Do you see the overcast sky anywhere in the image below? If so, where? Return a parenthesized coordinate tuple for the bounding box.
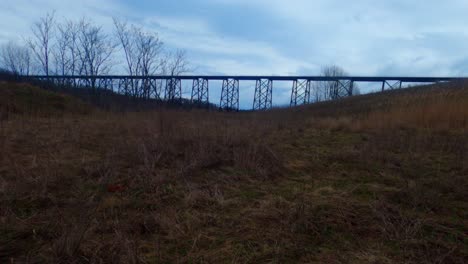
(1, 0, 468, 107)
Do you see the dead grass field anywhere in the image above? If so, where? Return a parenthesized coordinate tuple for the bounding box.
(0, 81, 467, 263)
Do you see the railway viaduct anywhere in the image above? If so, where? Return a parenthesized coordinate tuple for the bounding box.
(28, 75, 463, 110)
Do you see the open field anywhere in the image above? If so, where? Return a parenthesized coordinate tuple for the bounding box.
(0, 81, 467, 263)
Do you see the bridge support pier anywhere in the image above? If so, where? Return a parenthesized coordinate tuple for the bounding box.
(220, 79, 239, 111)
(382, 80, 403, 91)
(118, 78, 131, 95)
(333, 80, 355, 98)
(290, 79, 310, 106)
(191, 78, 209, 105)
(344, 80, 354, 96)
(253, 79, 273, 110)
(139, 78, 160, 99)
(147, 79, 163, 99)
(165, 78, 182, 102)
(97, 78, 113, 90)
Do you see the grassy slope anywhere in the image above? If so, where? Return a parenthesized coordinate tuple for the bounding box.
(0, 81, 92, 117)
(0, 82, 467, 263)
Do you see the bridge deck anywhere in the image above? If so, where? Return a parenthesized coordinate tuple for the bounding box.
(27, 75, 467, 82)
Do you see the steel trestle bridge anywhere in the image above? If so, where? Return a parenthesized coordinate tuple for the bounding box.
(27, 75, 465, 111)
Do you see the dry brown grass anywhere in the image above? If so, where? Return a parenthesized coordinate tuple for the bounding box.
(306, 81, 468, 132)
(0, 81, 467, 263)
(0, 81, 91, 119)
(354, 86, 468, 132)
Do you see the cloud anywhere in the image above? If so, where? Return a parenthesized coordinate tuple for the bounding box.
(0, 0, 132, 44)
(208, 0, 468, 76)
(141, 15, 317, 75)
(4, 0, 468, 77)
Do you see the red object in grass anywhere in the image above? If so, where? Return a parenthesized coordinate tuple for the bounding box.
(107, 184, 126, 193)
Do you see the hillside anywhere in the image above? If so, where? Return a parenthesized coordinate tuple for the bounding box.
(0, 81, 92, 118)
(0, 82, 467, 263)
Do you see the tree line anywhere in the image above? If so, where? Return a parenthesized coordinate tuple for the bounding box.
(1, 12, 189, 77)
(0, 12, 190, 98)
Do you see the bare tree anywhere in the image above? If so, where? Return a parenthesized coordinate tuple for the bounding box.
(136, 30, 164, 76)
(0, 41, 31, 75)
(51, 20, 83, 87)
(27, 11, 55, 75)
(64, 20, 81, 76)
(137, 30, 165, 98)
(53, 21, 70, 76)
(163, 49, 190, 76)
(311, 80, 325, 103)
(114, 18, 164, 97)
(323, 65, 347, 100)
(312, 65, 354, 101)
(76, 18, 116, 87)
(114, 19, 138, 77)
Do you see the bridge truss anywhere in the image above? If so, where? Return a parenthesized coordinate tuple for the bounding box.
(253, 79, 273, 110)
(26, 75, 463, 111)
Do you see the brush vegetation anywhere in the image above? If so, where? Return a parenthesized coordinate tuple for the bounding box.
(0, 81, 467, 263)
